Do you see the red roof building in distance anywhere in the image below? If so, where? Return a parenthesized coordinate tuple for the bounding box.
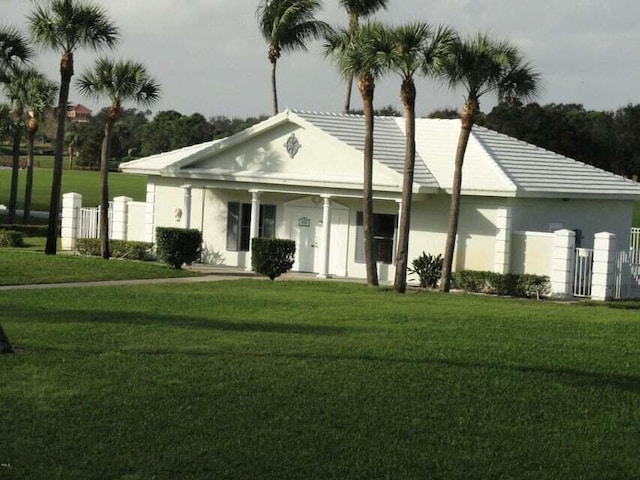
(66, 103, 92, 123)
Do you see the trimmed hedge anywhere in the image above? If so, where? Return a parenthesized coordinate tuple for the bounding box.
(155, 227, 202, 269)
(0, 230, 24, 248)
(0, 224, 49, 237)
(251, 238, 296, 280)
(76, 238, 155, 261)
(455, 270, 551, 299)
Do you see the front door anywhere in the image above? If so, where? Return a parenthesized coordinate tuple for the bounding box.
(288, 207, 323, 272)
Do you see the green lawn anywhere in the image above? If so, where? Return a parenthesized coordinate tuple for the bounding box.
(0, 248, 199, 285)
(1, 280, 639, 479)
(0, 168, 146, 212)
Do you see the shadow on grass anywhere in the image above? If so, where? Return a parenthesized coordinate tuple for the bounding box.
(7, 307, 350, 336)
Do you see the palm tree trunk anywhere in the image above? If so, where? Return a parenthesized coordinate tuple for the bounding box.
(0, 323, 14, 354)
(23, 129, 36, 223)
(8, 122, 22, 224)
(271, 59, 279, 116)
(359, 75, 378, 287)
(344, 75, 353, 113)
(440, 100, 478, 292)
(393, 78, 417, 293)
(46, 50, 73, 255)
(100, 118, 114, 259)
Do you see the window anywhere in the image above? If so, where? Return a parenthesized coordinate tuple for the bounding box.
(355, 212, 397, 264)
(226, 202, 276, 251)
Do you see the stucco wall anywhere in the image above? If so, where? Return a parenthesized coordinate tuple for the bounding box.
(510, 231, 554, 276)
(126, 201, 147, 242)
(511, 198, 634, 249)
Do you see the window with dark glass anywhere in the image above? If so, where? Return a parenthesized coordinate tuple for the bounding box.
(355, 211, 397, 264)
(226, 202, 276, 251)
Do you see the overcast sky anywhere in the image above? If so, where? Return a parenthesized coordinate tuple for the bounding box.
(2, 0, 640, 119)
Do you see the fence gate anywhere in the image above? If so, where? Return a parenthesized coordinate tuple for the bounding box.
(613, 248, 640, 300)
(79, 203, 113, 239)
(573, 248, 594, 297)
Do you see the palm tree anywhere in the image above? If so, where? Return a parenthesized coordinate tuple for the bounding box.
(381, 23, 455, 293)
(257, 0, 331, 115)
(0, 26, 32, 82)
(4, 66, 29, 225)
(338, 0, 388, 113)
(325, 22, 389, 286)
(438, 34, 539, 292)
(29, 0, 119, 255)
(23, 73, 58, 222)
(77, 58, 160, 259)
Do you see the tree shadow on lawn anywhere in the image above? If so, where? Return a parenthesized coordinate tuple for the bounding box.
(6, 307, 351, 336)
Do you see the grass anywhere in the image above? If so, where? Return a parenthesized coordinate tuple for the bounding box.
(0, 247, 199, 285)
(0, 168, 146, 212)
(1, 280, 639, 479)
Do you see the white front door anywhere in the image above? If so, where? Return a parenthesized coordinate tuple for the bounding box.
(288, 207, 323, 272)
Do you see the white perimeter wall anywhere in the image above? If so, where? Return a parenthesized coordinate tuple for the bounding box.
(126, 201, 148, 242)
(511, 198, 634, 249)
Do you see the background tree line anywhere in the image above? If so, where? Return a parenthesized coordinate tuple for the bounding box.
(59, 109, 268, 170)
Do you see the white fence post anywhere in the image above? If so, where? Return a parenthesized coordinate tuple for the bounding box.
(591, 232, 616, 301)
(145, 181, 156, 244)
(112, 196, 132, 241)
(61, 192, 82, 250)
(494, 207, 512, 274)
(551, 229, 575, 297)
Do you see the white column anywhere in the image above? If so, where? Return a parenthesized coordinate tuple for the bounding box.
(550, 229, 576, 297)
(591, 232, 616, 301)
(182, 184, 192, 229)
(61, 192, 82, 250)
(247, 190, 261, 271)
(111, 196, 131, 241)
(145, 181, 156, 244)
(318, 195, 332, 278)
(493, 207, 512, 274)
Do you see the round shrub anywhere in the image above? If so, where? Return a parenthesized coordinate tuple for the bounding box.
(251, 238, 296, 280)
(156, 227, 202, 269)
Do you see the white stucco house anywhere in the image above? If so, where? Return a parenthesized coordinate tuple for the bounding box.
(118, 109, 640, 282)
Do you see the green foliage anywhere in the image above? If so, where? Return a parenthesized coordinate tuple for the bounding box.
(155, 227, 202, 269)
(0, 229, 24, 247)
(0, 224, 48, 236)
(408, 252, 443, 288)
(76, 238, 154, 261)
(455, 270, 550, 299)
(251, 237, 296, 280)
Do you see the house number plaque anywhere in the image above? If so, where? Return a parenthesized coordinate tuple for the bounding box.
(298, 217, 311, 227)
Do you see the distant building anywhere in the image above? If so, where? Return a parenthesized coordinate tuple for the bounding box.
(65, 104, 92, 123)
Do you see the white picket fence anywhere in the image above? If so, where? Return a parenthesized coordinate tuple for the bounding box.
(79, 203, 113, 239)
(573, 248, 594, 298)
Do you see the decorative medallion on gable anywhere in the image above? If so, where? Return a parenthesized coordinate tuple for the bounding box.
(284, 133, 301, 159)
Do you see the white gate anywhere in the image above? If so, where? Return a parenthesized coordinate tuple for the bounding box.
(79, 203, 113, 239)
(573, 248, 593, 297)
(613, 249, 640, 300)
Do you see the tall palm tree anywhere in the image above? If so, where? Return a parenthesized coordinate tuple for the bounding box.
(381, 23, 455, 293)
(438, 34, 539, 292)
(257, 0, 330, 115)
(77, 58, 160, 259)
(29, 0, 119, 255)
(23, 73, 58, 222)
(3, 67, 45, 224)
(0, 26, 32, 82)
(338, 0, 388, 113)
(325, 22, 389, 286)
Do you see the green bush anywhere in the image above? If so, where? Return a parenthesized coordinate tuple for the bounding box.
(408, 252, 443, 288)
(76, 238, 154, 261)
(0, 230, 24, 248)
(156, 227, 202, 269)
(251, 238, 296, 280)
(0, 224, 49, 237)
(455, 270, 550, 299)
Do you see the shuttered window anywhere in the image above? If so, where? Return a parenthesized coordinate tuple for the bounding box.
(226, 202, 276, 251)
(355, 211, 397, 264)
